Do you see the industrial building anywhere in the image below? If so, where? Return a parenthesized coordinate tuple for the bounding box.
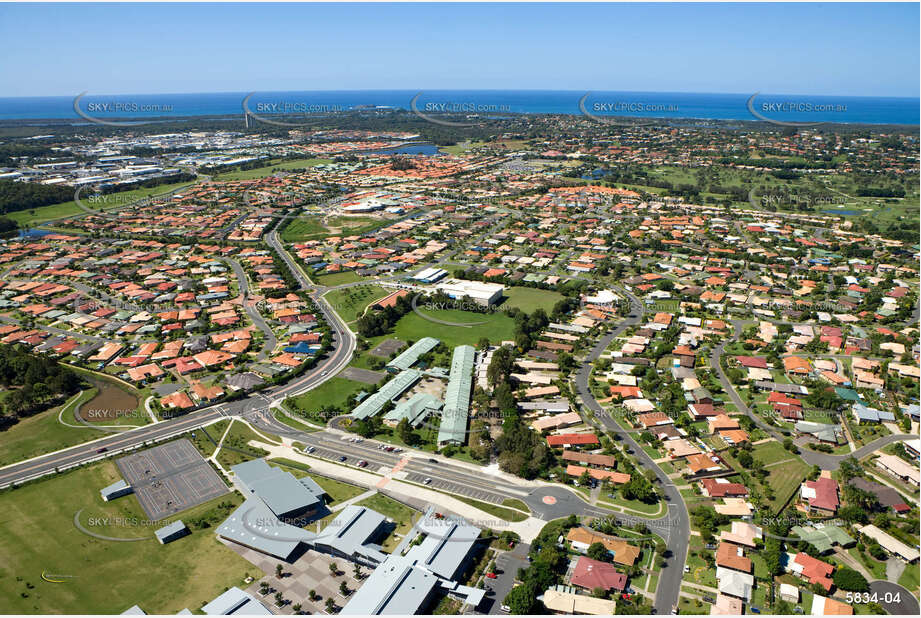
(215, 494, 486, 614)
(312, 505, 390, 566)
(435, 279, 504, 307)
(201, 587, 272, 615)
(216, 496, 316, 561)
(387, 337, 440, 372)
(438, 345, 475, 445)
(216, 459, 328, 561)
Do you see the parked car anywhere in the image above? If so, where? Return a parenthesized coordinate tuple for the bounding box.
(96, 447, 108, 454)
(423, 478, 432, 484)
(338, 455, 347, 462)
(358, 460, 368, 468)
(485, 572, 496, 579)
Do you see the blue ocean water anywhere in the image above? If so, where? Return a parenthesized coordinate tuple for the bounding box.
(0, 90, 916, 125)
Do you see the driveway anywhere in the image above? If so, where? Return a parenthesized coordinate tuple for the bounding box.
(482, 542, 530, 615)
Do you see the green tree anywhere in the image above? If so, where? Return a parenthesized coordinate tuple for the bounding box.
(504, 582, 537, 614)
(833, 566, 869, 592)
(587, 541, 610, 562)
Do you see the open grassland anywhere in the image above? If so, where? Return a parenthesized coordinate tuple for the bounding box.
(213, 157, 331, 181)
(724, 440, 810, 513)
(501, 286, 564, 313)
(314, 270, 367, 287)
(282, 213, 385, 242)
(0, 389, 102, 467)
(0, 460, 257, 614)
(215, 420, 272, 468)
(285, 376, 367, 420)
(323, 285, 391, 323)
(279, 217, 328, 242)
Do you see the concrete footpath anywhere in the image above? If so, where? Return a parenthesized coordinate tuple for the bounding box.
(252, 440, 546, 542)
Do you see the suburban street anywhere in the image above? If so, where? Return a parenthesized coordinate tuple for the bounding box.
(573, 285, 689, 615)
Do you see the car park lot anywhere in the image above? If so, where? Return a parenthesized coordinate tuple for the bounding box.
(401, 470, 507, 504)
(484, 543, 530, 615)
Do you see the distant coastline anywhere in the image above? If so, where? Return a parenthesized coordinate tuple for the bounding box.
(0, 90, 918, 126)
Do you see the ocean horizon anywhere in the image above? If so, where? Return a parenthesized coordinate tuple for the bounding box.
(0, 89, 917, 125)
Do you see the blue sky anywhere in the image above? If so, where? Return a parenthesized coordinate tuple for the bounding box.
(0, 2, 917, 97)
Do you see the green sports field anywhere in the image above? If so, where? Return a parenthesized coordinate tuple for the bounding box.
(381, 306, 517, 348)
(0, 461, 257, 614)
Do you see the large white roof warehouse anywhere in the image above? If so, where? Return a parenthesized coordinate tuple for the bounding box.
(436, 279, 504, 306)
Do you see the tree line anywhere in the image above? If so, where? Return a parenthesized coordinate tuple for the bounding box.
(0, 344, 83, 423)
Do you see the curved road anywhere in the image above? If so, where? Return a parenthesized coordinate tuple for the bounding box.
(0, 233, 356, 489)
(573, 286, 690, 614)
(709, 319, 916, 470)
(225, 257, 276, 360)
